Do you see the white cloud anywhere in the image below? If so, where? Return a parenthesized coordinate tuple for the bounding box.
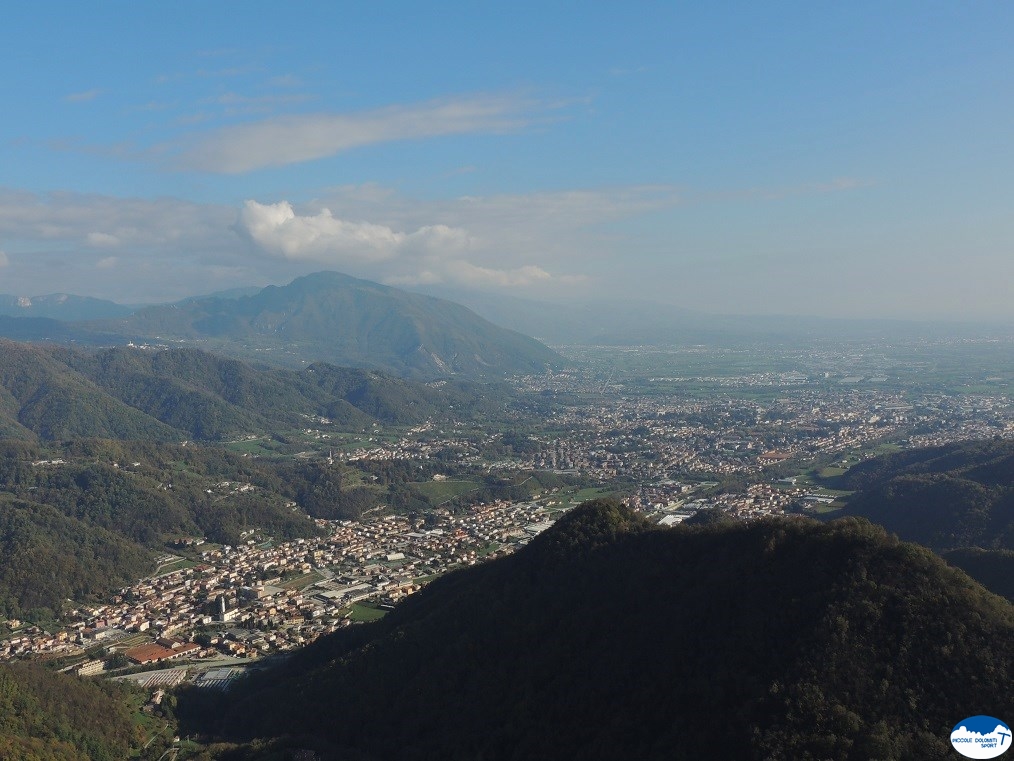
(0, 250, 8, 267)
(309, 184, 683, 282)
(236, 198, 592, 291)
(178, 94, 543, 173)
(445, 262, 552, 288)
(0, 189, 249, 301)
(86, 232, 120, 248)
(237, 200, 473, 264)
(0, 189, 234, 250)
(65, 89, 102, 103)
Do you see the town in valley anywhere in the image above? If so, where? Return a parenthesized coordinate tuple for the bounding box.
(2, 338, 1011, 694)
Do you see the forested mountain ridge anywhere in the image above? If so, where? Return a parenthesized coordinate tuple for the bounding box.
(0, 440, 336, 617)
(0, 341, 523, 442)
(0, 272, 562, 378)
(184, 501, 1014, 761)
(839, 439, 1014, 601)
(841, 439, 1014, 495)
(840, 439, 1014, 552)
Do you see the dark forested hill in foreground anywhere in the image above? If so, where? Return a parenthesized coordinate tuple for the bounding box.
(839, 439, 1014, 598)
(0, 340, 524, 442)
(182, 502, 1013, 761)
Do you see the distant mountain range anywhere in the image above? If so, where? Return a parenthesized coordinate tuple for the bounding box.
(0, 292, 134, 321)
(5, 275, 1009, 378)
(184, 500, 1014, 760)
(0, 272, 561, 379)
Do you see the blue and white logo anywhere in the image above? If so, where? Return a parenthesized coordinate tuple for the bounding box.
(951, 716, 1011, 759)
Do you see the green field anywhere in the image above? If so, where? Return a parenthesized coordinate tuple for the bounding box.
(344, 603, 388, 623)
(153, 558, 198, 576)
(222, 437, 281, 456)
(477, 542, 503, 558)
(413, 479, 481, 503)
(277, 571, 324, 591)
(545, 486, 624, 508)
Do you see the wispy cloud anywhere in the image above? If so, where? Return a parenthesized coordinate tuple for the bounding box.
(0, 189, 246, 301)
(0, 189, 234, 251)
(266, 74, 302, 88)
(65, 89, 102, 103)
(198, 90, 316, 117)
(0, 250, 8, 267)
(176, 93, 549, 173)
(713, 176, 871, 203)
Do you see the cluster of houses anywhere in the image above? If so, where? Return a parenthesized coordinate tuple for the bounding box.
(2, 497, 567, 666)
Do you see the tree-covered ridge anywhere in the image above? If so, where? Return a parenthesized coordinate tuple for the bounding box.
(942, 547, 1014, 601)
(0, 440, 340, 617)
(0, 496, 152, 619)
(185, 501, 1013, 761)
(0, 341, 525, 442)
(0, 662, 137, 760)
(842, 439, 1014, 491)
(841, 439, 1014, 551)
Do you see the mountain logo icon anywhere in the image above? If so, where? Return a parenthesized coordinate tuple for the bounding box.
(951, 716, 1011, 759)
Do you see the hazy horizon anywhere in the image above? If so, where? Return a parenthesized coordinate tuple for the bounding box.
(3, 4, 1014, 322)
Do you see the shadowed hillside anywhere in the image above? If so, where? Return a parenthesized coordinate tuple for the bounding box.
(839, 440, 1014, 599)
(182, 501, 1013, 761)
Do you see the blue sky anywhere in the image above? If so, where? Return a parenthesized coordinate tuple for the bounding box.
(2, 2, 1013, 321)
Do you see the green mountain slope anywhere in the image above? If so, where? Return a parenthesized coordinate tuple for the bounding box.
(837, 440, 1014, 601)
(0, 662, 138, 760)
(0, 439, 329, 616)
(189, 501, 1013, 761)
(841, 439, 1014, 551)
(98, 271, 561, 377)
(0, 342, 522, 442)
(942, 547, 1014, 601)
(0, 496, 153, 618)
(0, 341, 179, 442)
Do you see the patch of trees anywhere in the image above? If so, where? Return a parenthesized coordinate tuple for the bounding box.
(0, 498, 151, 619)
(0, 661, 138, 760)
